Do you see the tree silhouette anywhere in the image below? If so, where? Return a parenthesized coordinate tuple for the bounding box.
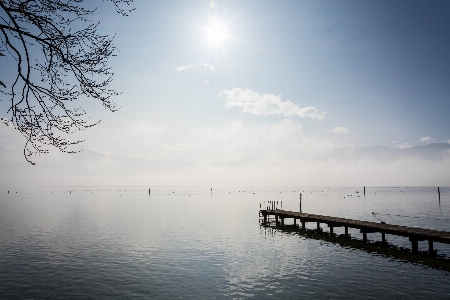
(0, 0, 133, 164)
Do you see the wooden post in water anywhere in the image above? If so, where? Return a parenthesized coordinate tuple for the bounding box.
(428, 239, 434, 254)
(149, 188, 150, 195)
(410, 238, 418, 253)
(364, 186, 365, 196)
(438, 187, 441, 202)
(299, 193, 302, 213)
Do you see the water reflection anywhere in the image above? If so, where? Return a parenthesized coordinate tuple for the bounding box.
(260, 222, 450, 273)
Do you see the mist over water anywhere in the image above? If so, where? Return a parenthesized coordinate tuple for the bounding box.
(1, 186, 449, 299)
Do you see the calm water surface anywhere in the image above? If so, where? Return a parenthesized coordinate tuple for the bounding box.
(1, 186, 449, 299)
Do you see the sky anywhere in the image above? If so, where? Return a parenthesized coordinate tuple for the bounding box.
(1, 0, 450, 187)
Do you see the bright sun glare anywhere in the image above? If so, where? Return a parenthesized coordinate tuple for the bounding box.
(206, 21, 229, 46)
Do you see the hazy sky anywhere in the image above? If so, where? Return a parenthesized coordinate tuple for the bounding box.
(1, 0, 450, 187)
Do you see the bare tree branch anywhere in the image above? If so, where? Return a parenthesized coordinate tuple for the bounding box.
(0, 0, 134, 164)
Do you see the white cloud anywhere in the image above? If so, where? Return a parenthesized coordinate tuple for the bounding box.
(174, 63, 215, 72)
(331, 127, 349, 134)
(199, 63, 215, 71)
(420, 136, 433, 143)
(448, 140, 450, 144)
(174, 64, 193, 71)
(203, 80, 210, 86)
(188, 118, 307, 163)
(90, 148, 112, 156)
(219, 88, 325, 119)
(320, 141, 335, 149)
(398, 143, 414, 149)
(161, 143, 193, 160)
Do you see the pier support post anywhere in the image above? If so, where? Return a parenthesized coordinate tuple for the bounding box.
(276, 215, 279, 225)
(428, 240, 434, 254)
(264, 214, 267, 224)
(345, 226, 348, 237)
(281, 218, 284, 226)
(317, 222, 321, 232)
(363, 232, 367, 243)
(294, 218, 297, 226)
(302, 221, 305, 230)
(410, 239, 418, 253)
(382, 232, 386, 245)
(329, 226, 334, 236)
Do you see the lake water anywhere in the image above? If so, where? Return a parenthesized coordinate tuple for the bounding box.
(1, 186, 449, 299)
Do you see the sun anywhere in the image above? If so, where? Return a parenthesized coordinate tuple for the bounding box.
(205, 20, 229, 46)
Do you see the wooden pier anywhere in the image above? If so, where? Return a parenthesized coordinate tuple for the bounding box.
(260, 209, 450, 255)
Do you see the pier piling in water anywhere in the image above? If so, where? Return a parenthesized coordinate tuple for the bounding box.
(363, 232, 368, 243)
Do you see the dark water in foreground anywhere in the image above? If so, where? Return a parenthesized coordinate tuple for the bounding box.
(1, 186, 450, 299)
